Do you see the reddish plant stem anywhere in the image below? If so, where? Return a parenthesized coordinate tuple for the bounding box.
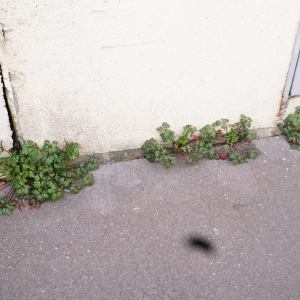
(6, 185, 16, 201)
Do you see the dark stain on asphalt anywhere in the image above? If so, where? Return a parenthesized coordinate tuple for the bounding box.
(186, 235, 215, 253)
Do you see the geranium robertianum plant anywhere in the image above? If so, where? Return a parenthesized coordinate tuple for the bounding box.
(0, 140, 99, 214)
(277, 106, 300, 150)
(142, 115, 260, 168)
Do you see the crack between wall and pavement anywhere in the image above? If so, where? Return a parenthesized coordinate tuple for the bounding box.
(70, 127, 280, 166)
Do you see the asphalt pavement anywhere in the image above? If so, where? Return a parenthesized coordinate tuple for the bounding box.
(0, 136, 300, 300)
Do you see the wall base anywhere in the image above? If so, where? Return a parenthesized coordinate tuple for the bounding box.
(80, 127, 282, 165)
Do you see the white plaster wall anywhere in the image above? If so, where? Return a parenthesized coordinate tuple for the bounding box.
(1, 1, 300, 154)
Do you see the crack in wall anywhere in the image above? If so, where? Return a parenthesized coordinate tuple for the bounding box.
(1, 28, 5, 41)
(0, 65, 20, 148)
(0, 23, 4, 41)
(277, 98, 288, 117)
(0, 38, 22, 147)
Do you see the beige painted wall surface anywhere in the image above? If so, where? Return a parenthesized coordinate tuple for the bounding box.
(1, 1, 300, 154)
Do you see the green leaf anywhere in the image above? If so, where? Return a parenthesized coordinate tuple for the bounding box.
(83, 173, 94, 186)
(182, 125, 197, 137)
(222, 145, 230, 151)
(177, 135, 189, 146)
(33, 189, 50, 202)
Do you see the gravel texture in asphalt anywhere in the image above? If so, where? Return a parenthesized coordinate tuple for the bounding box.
(0, 136, 300, 300)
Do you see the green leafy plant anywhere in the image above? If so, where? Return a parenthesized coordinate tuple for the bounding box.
(0, 140, 99, 214)
(277, 106, 300, 150)
(0, 196, 17, 215)
(142, 115, 260, 168)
